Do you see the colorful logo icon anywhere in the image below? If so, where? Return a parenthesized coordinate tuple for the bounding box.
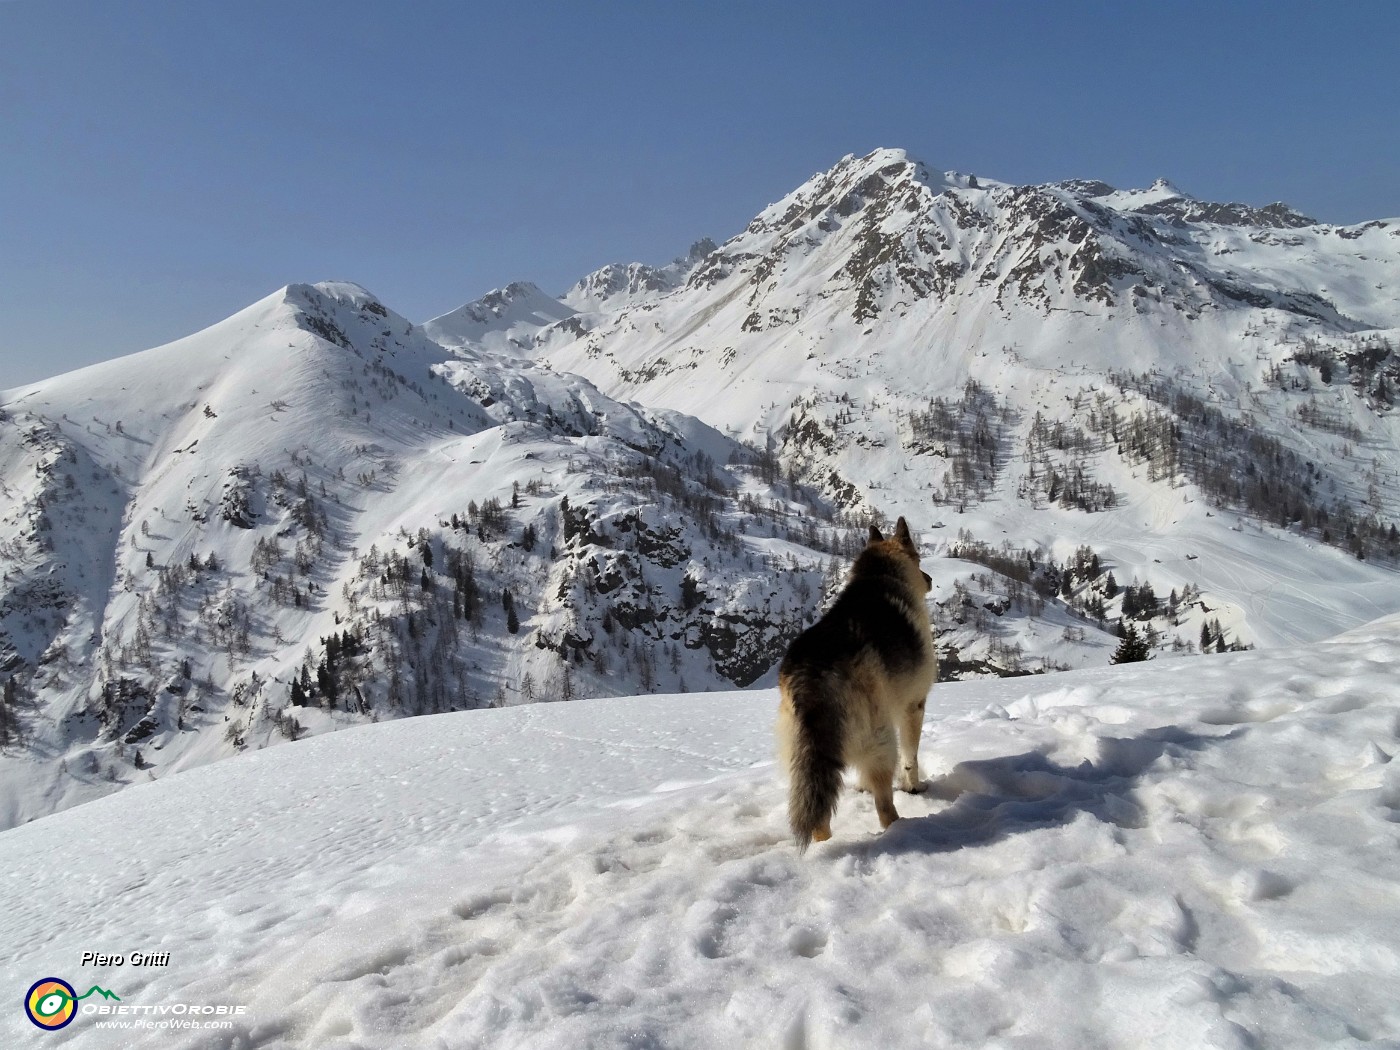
(25, 978, 77, 1030)
(23, 978, 121, 1030)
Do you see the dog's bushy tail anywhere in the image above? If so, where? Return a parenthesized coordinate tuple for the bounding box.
(783, 671, 847, 853)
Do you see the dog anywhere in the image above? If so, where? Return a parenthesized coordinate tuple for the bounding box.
(776, 517, 937, 851)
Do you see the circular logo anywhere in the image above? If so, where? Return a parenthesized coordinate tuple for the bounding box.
(25, 978, 77, 1030)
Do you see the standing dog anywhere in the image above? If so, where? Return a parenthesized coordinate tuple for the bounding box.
(776, 517, 937, 851)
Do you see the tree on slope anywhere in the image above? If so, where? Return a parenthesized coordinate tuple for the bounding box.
(1111, 623, 1150, 664)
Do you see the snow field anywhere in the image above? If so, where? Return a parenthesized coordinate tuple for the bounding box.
(4, 615, 1400, 1048)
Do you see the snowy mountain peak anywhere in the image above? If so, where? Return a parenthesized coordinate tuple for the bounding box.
(538, 146, 1390, 421)
(744, 147, 950, 240)
(679, 236, 718, 268)
(1129, 192, 1316, 229)
(561, 239, 720, 314)
(834, 146, 942, 186)
(422, 281, 577, 352)
(562, 263, 674, 312)
(304, 280, 387, 310)
(285, 281, 413, 335)
(1051, 177, 1319, 230)
(500, 279, 549, 302)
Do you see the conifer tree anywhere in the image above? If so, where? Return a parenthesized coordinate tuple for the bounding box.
(1111, 623, 1150, 664)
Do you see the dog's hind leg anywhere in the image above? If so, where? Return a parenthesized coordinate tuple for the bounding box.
(866, 767, 899, 829)
(857, 724, 900, 830)
(897, 696, 926, 793)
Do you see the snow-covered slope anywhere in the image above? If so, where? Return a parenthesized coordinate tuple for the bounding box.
(0, 281, 855, 828)
(520, 147, 1400, 665)
(3, 614, 1399, 1048)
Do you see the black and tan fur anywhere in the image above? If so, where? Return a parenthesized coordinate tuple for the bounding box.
(776, 517, 937, 851)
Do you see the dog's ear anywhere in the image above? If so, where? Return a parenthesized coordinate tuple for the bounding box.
(895, 517, 913, 546)
(868, 524, 884, 543)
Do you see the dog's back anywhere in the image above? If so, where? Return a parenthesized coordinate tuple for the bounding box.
(777, 518, 936, 851)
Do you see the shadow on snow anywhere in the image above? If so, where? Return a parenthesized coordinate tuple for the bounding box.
(840, 723, 1236, 858)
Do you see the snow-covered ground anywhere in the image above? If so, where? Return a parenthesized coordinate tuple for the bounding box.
(5, 614, 1399, 1048)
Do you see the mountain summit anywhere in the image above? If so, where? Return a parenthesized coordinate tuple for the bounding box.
(422, 281, 578, 353)
(526, 147, 1390, 430)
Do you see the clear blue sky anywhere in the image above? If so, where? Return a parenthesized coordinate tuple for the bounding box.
(3, 0, 1397, 387)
